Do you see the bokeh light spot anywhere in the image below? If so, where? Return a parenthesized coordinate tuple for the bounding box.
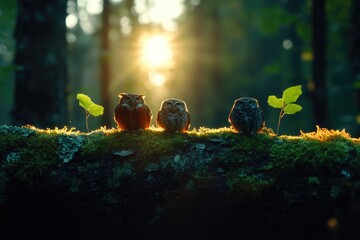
(86, 0, 103, 15)
(282, 39, 293, 50)
(148, 71, 166, 87)
(66, 14, 78, 29)
(327, 217, 339, 230)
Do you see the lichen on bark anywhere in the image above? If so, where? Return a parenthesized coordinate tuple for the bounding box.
(0, 125, 359, 239)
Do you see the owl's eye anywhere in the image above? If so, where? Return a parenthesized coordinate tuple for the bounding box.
(176, 102, 182, 106)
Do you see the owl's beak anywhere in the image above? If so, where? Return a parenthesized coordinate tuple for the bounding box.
(129, 99, 137, 106)
(165, 104, 176, 112)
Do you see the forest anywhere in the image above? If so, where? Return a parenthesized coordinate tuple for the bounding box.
(0, 0, 360, 239)
(0, 0, 359, 135)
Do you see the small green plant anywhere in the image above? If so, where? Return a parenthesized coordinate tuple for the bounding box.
(268, 85, 303, 135)
(77, 93, 104, 132)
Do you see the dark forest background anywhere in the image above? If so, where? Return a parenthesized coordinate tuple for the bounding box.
(0, 0, 359, 136)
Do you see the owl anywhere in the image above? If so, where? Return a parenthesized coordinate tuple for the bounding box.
(114, 93, 152, 130)
(228, 97, 264, 136)
(157, 98, 190, 133)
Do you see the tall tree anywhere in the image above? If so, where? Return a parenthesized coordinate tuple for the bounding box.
(287, 0, 303, 86)
(190, 3, 206, 128)
(100, 0, 111, 127)
(352, 0, 360, 133)
(189, 0, 223, 128)
(12, 0, 67, 128)
(311, 0, 329, 127)
(209, 0, 223, 127)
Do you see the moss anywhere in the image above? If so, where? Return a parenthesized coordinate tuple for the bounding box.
(0, 126, 273, 174)
(0, 125, 359, 190)
(5, 132, 58, 182)
(1, 124, 360, 231)
(227, 171, 273, 199)
(107, 162, 134, 189)
(192, 167, 216, 186)
(230, 132, 273, 162)
(77, 162, 101, 175)
(0, 127, 30, 157)
(82, 129, 190, 166)
(300, 125, 359, 142)
(307, 176, 320, 185)
(270, 137, 354, 177)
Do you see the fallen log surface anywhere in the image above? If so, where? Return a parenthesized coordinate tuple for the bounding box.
(0, 125, 359, 240)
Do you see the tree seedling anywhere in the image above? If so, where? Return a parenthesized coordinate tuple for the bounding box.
(268, 85, 303, 135)
(77, 93, 104, 132)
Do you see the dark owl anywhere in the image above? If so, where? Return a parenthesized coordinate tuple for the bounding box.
(157, 98, 190, 133)
(228, 97, 264, 136)
(114, 93, 152, 130)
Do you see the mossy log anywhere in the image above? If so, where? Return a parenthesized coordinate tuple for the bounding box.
(0, 125, 360, 240)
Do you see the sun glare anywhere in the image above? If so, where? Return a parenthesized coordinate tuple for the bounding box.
(148, 71, 166, 87)
(135, 0, 184, 31)
(142, 35, 173, 68)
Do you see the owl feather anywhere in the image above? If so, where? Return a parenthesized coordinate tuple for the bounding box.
(228, 97, 264, 136)
(114, 93, 152, 130)
(157, 98, 190, 133)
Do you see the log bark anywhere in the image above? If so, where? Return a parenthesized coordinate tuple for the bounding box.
(0, 126, 359, 240)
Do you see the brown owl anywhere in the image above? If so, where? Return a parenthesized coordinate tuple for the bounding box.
(157, 98, 190, 133)
(228, 97, 264, 136)
(114, 93, 152, 130)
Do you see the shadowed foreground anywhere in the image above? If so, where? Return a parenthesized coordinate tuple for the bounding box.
(0, 125, 360, 240)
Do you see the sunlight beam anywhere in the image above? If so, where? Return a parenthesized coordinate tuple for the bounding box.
(141, 35, 172, 68)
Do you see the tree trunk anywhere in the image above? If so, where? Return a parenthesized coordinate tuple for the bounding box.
(0, 125, 359, 239)
(351, 0, 360, 136)
(287, 0, 303, 86)
(12, 0, 68, 128)
(100, 0, 111, 127)
(209, 1, 223, 127)
(311, 0, 329, 128)
(191, 4, 206, 128)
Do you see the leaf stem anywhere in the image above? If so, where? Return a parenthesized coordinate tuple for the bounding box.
(276, 105, 285, 135)
(85, 111, 90, 132)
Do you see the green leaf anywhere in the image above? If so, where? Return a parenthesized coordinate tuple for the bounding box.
(77, 94, 92, 110)
(282, 85, 302, 104)
(268, 95, 284, 108)
(77, 93, 104, 117)
(284, 103, 302, 115)
(87, 104, 104, 117)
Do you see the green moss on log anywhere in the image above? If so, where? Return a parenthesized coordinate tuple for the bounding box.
(0, 126, 58, 182)
(0, 125, 359, 206)
(0, 124, 359, 239)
